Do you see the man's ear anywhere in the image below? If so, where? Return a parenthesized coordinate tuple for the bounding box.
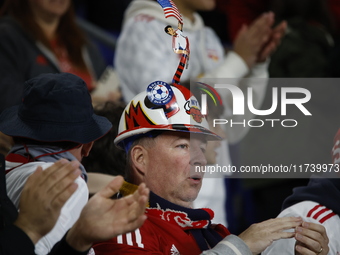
(130, 145, 149, 177)
(82, 141, 94, 157)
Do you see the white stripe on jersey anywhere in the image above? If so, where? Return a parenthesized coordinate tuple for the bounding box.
(117, 234, 123, 244)
(126, 232, 133, 246)
(135, 228, 144, 248)
(115, 229, 144, 248)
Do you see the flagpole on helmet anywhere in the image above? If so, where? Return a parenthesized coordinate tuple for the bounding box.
(157, 0, 190, 88)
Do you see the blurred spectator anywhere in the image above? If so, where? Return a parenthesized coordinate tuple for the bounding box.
(213, 0, 336, 78)
(268, 0, 335, 77)
(0, 0, 106, 113)
(216, 0, 340, 43)
(82, 101, 126, 177)
(215, 0, 340, 78)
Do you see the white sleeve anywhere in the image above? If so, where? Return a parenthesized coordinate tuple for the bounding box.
(262, 205, 303, 255)
(198, 27, 269, 143)
(34, 175, 89, 255)
(203, 51, 249, 79)
(263, 202, 340, 255)
(224, 57, 269, 144)
(207, 52, 269, 144)
(115, 18, 179, 102)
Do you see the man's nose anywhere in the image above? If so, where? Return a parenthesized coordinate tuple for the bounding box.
(190, 144, 207, 166)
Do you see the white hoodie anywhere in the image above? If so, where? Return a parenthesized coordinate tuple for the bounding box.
(115, 0, 268, 102)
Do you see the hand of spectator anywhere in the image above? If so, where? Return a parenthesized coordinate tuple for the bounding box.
(66, 176, 149, 252)
(14, 159, 81, 244)
(256, 20, 287, 63)
(294, 222, 329, 255)
(233, 12, 275, 69)
(238, 217, 303, 255)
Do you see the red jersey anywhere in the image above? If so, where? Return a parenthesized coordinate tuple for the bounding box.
(93, 212, 229, 255)
(93, 189, 230, 254)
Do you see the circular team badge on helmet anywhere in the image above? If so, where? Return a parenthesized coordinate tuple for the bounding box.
(147, 81, 174, 106)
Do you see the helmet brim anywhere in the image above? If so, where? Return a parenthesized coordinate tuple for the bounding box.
(114, 124, 221, 150)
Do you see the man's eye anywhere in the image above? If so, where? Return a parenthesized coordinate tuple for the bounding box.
(177, 144, 188, 149)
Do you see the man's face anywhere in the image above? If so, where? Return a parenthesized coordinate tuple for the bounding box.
(143, 132, 207, 207)
(166, 27, 176, 36)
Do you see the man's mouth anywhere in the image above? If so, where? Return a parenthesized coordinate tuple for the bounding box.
(188, 174, 203, 182)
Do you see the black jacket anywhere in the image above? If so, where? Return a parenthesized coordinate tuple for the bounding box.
(0, 16, 106, 113)
(282, 175, 340, 216)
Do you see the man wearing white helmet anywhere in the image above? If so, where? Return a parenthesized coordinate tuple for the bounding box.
(92, 81, 329, 255)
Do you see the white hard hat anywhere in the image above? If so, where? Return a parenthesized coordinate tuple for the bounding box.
(115, 81, 220, 150)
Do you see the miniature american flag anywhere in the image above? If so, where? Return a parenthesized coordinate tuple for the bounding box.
(157, 0, 183, 23)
